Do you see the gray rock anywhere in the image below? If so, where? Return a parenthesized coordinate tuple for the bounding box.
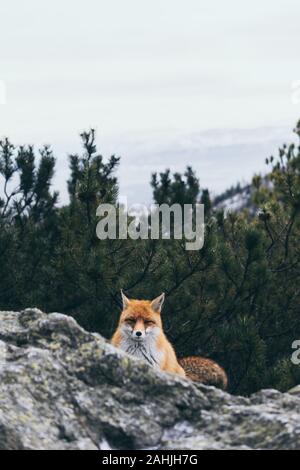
(0, 308, 299, 450)
(288, 385, 300, 396)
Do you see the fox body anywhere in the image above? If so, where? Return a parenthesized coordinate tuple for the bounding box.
(111, 292, 185, 377)
(112, 291, 228, 389)
(179, 356, 228, 390)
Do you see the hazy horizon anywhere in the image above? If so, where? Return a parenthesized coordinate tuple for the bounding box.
(0, 0, 300, 204)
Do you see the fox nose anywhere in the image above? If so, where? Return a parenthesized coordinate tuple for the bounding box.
(135, 331, 142, 337)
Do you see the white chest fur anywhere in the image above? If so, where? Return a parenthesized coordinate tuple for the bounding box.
(119, 330, 164, 369)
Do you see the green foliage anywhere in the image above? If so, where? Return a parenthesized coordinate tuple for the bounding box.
(151, 166, 210, 206)
(0, 125, 300, 396)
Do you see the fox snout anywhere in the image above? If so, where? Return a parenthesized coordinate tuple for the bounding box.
(131, 319, 146, 340)
(121, 316, 157, 341)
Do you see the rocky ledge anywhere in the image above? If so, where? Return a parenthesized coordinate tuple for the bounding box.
(0, 308, 299, 450)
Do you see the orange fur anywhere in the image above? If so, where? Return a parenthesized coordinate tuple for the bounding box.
(111, 295, 185, 378)
(179, 356, 228, 390)
(112, 292, 228, 389)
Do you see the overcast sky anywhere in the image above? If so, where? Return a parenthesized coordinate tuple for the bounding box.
(0, 0, 300, 203)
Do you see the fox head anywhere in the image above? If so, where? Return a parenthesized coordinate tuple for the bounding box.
(118, 290, 165, 342)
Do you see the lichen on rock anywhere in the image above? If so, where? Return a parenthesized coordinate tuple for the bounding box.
(0, 308, 299, 450)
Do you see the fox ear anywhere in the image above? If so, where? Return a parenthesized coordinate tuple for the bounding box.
(151, 293, 165, 313)
(121, 290, 130, 310)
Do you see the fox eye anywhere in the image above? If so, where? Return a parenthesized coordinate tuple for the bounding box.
(145, 320, 155, 326)
(125, 318, 135, 324)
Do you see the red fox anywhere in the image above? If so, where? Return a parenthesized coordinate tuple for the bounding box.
(111, 291, 228, 389)
(111, 291, 185, 377)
